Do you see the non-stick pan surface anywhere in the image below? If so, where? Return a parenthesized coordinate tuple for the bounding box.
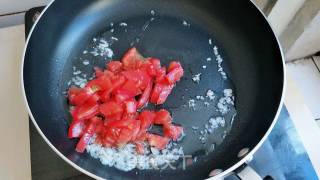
(23, 0, 284, 179)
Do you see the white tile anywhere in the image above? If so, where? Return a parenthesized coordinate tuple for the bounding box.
(286, 58, 320, 119)
(314, 56, 320, 69)
(0, 13, 25, 28)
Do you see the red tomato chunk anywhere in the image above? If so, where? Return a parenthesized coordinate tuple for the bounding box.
(67, 47, 184, 153)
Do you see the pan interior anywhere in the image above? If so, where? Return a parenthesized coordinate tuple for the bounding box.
(24, 0, 284, 179)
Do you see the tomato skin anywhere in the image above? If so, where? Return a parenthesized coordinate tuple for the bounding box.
(165, 66, 184, 84)
(154, 109, 172, 126)
(163, 125, 184, 141)
(167, 61, 182, 72)
(75, 117, 102, 153)
(147, 134, 170, 150)
(150, 83, 163, 104)
(99, 101, 123, 117)
(137, 80, 153, 109)
(156, 84, 174, 105)
(107, 61, 123, 73)
(72, 100, 99, 121)
(155, 67, 166, 83)
(150, 83, 173, 105)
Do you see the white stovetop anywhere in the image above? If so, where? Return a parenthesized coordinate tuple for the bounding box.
(0, 24, 319, 179)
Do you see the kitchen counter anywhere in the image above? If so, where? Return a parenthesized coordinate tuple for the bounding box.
(0, 25, 31, 180)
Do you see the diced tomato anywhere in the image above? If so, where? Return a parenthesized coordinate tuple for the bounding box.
(148, 58, 161, 70)
(165, 66, 184, 84)
(104, 113, 122, 125)
(150, 83, 163, 103)
(68, 87, 82, 103)
(101, 135, 116, 147)
(155, 67, 166, 83)
(123, 112, 138, 120)
(100, 89, 111, 102)
(75, 118, 101, 153)
(122, 70, 151, 90)
(137, 110, 155, 138)
(114, 94, 130, 104)
(147, 134, 170, 150)
(128, 120, 141, 141)
(156, 84, 174, 105)
(90, 116, 103, 124)
(68, 120, 86, 138)
(72, 100, 99, 121)
(121, 47, 145, 70)
(135, 132, 148, 141)
(139, 110, 156, 131)
(117, 80, 142, 97)
(107, 118, 133, 128)
(116, 127, 133, 147)
(94, 120, 104, 134)
(86, 93, 100, 104)
(135, 60, 145, 70)
(86, 76, 113, 93)
(94, 67, 104, 78)
(107, 61, 123, 73)
(154, 109, 172, 126)
(167, 61, 182, 72)
(103, 70, 115, 79)
(100, 127, 119, 147)
(150, 83, 173, 104)
(110, 75, 126, 93)
(68, 88, 93, 106)
(137, 80, 153, 109)
(135, 142, 145, 154)
(145, 63, 157, 76)
(163, 125, 184, 141)
(68, 48, 185, 154)
(99, 101, 123, 117)
(142, 59, 160, 76)
(125, 100, 137, 114)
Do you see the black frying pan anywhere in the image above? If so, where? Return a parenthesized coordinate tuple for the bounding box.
(22, 0, 285, 179)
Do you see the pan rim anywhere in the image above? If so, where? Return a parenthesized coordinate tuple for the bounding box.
(20, 0, 286, 179)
